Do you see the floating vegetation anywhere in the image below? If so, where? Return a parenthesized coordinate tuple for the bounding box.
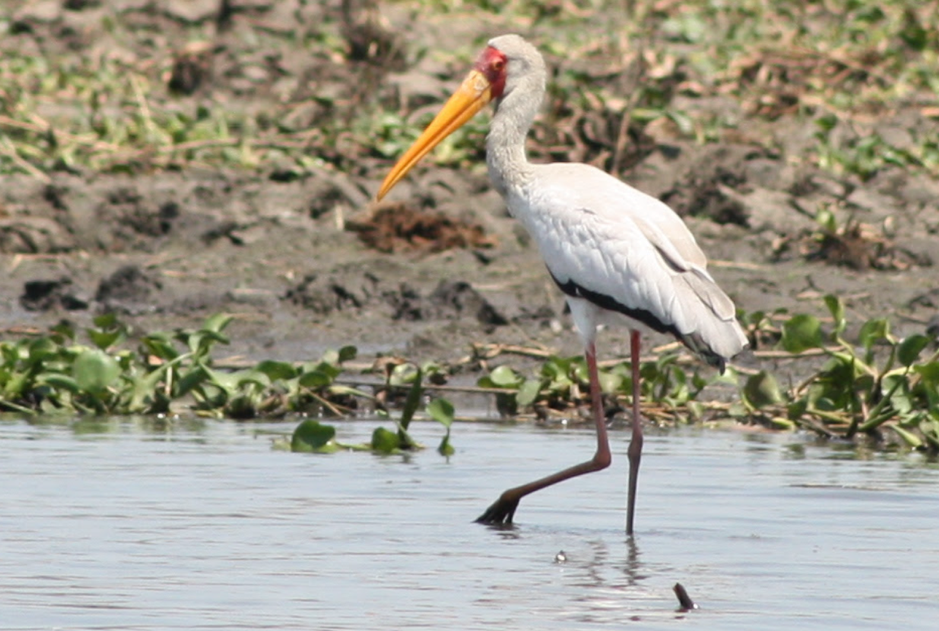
(0, 313, 454, 455)
(1, 296, 936, 454)
(738, 295, 939, 451)
(292, 364, 456, 457)
(473, 297, 939, 452)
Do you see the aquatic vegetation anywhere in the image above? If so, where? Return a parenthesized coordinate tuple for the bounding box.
(478, 352, 722, 424)
(289, 363, 455, 456)
(0, 313, 455, 455)
(472, 296, 939, 453)
(738, 295, 939, 451)
(1, 297, 936, 454)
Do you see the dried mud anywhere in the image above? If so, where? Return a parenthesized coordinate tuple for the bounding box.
(2, 1, 937, 384)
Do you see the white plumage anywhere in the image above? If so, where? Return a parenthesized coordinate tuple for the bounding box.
(378, 34, 747, 534)
(516, 162, 746, 364)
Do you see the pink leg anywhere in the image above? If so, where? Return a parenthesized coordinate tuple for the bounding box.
(626, 329, 644, 536)
(476, 342, 612, 524)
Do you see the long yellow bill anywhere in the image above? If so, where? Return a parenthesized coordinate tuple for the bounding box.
(376, 69, 493, 201)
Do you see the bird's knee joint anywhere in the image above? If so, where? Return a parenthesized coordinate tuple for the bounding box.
(594, 450, 612, 470)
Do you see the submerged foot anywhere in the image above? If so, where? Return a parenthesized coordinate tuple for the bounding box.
(475, 496, 520, 525)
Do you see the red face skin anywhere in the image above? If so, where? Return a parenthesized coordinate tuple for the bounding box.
(475, 46, 508, 100)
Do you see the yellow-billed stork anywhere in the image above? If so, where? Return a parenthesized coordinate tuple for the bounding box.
(377, 34, 747, 535)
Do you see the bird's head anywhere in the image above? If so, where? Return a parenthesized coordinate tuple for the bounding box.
(484, 34, 545, 107)
(376, 34, 544, 201)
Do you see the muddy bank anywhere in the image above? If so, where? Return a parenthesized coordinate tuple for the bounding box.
(1, 0, 936, 384)
(2, 148, 935, 374)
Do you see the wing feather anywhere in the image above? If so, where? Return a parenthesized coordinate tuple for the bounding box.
(515, 163, 746, 361)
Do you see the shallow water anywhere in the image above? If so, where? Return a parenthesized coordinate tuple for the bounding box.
(1, 417, 937, 630)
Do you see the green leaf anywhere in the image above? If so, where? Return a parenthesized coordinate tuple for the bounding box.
(780, 314, 823, 353)
(394, 423, 419, 450)
(858, 317, 890, 352)
(183, 329, 229, 358)
(202, 366, 240, 393)
(891, 424, 922, 449)
(313, 361, 341, 380)
(900, 11, 928, 51)
(427, 397, 454, 427)
(787, 397, 808, 420)
(488, 365, 521, 387)
(389, 362, 418, 386)
(920, 419, 939, 449)
(50, 322, 76, 342)
(4, 371, 31, 401)
(299, 370, 333, 389)
(541, 356, 574, 390)
(255, 360, 298, 381)
(743, 371, 783, 409)
(438, 434, 455, 457)
(202, 313, 233, 334)
(897, 335, 929, 367)
(27, 337, 60, 364)
(685, 400, 704, 421)
(913, 362, 939, 413)
(175, 365, 209, 397)
(665, 110, 694, 135)
(597, 370, 622, 394)
(517, 378, 543, 408)
(400, 367, 423, 430)
(325, 384, 372, 399)
(371, 426, 400, 454)
(291, 420, 338, 453)
(39, 374, 81, 394)
(72, 349, 120, 392)
(142, 333, 179, 361)
(232, 369, 271, 389)
(88, 329, 123, 351)
(92, 313, 119, 329)
(823, 294, 846, 338)
(914, 362, 939, 384)
(337, 345, 357, 363)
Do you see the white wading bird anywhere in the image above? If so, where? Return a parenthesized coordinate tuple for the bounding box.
(377, 34, 747, 535)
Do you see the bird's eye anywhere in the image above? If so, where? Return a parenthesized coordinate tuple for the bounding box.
(492, 58, 505, 72)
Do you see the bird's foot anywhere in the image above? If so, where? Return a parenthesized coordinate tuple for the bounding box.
(475, 496, 519, 525)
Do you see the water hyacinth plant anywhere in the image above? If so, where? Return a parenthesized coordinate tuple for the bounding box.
(0, 313, 456, 456)
(738, 295, 939, 450)
(1, 297, 936, 454)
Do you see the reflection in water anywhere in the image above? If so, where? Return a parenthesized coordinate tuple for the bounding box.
(622, 535, 644, 586)
(1, 419, 938, 630)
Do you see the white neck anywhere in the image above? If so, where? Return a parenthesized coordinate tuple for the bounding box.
(485, 82, 541, 198)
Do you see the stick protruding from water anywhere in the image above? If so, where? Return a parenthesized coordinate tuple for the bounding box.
(673, 582, 697, 611)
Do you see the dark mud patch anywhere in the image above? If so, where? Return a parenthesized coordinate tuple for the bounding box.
(168, 42, 214, 96)
(347, 202, 497, 253)
(657, 144, 775, 227)
(20, 278, 89, 312)
(393, 280, 508, 331)
(285, 272, 507, 331)
(95, 265, 164, 314)
(285, 272, 378, 315)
